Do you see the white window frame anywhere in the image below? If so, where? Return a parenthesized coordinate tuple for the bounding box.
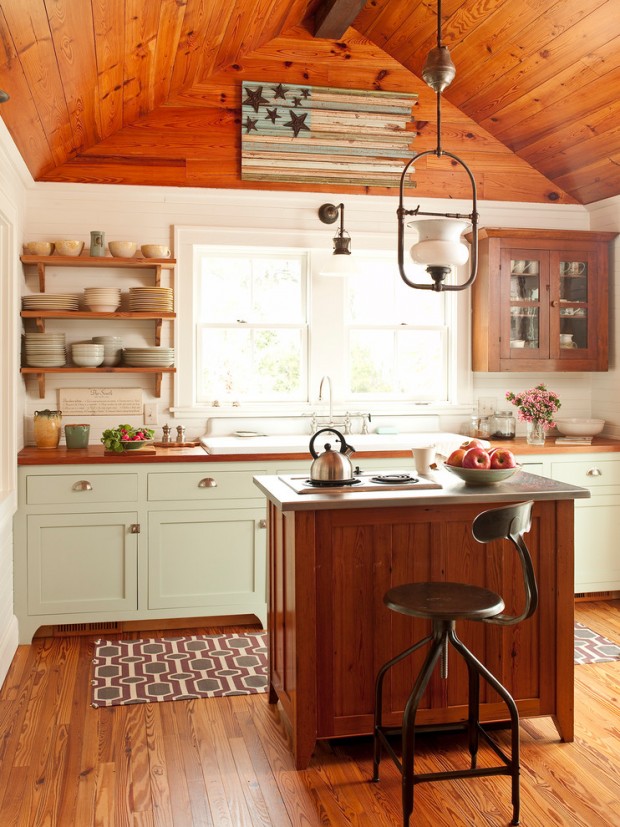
(173, 225, 473, 418)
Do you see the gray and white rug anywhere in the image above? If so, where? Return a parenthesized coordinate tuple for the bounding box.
(574, 622, 620, 665)
(91, 631, 268, 707)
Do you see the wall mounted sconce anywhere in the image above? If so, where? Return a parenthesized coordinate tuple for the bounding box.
(397, 0, 478, 292)
(318, 202, 355, 275)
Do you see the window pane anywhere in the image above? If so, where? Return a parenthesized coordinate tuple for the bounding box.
(349, 328, 446, 399)
(197, 327, 304, 401)
(346, 258, 444, 325)
(199, 253, 304, 322)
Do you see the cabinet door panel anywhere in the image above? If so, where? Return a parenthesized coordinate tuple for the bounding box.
(27, 512, 138, 614)
(148, 508, 267, 613)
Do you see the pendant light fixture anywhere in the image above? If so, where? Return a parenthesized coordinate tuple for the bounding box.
(317, 202, 354, 275)
(398, 0, 478, 292)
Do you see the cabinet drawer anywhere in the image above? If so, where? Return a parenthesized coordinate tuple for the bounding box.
(147, 469, 268, 502)
(551, 459, 620, 488)
(26, 473, 138, 505)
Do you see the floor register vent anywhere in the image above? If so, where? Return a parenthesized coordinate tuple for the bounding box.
(51, 622, 121, 637)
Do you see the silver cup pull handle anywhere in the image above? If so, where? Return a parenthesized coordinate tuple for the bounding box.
(198, 477, 218, 488)
(72, 480, 93, 492)
(586, 467, 602, 477)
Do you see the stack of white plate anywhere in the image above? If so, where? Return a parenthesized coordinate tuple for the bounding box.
(24, 332, 66, 367)
(123, 347, 175, 367)
(83, 287, 121, 312)
(128, 287, 174, 312)
(91, 336, 123, 366)
(22, 294, 79, 311)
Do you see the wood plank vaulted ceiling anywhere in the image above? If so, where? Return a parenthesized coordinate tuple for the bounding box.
(0, 0, 618, 205)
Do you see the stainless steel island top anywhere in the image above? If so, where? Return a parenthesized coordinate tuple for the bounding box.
(253, 467, 590, 511)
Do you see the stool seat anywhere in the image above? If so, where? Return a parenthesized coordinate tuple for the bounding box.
(385, 582, 505, 621)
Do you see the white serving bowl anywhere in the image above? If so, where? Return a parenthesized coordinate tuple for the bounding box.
(55, 240, 84, 257)
(141, 244, 170, 258)
(24, 241, 55, 256)
(108, 241, 137, 258)
(72, 353, 105, 367)
(554, 418, 605, 437)
(86, 304, 120, 312)
(444, 462, 521, 486)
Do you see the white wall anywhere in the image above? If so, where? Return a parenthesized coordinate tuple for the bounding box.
(0, 118, 29, 685)
(23, 183, 599, 440)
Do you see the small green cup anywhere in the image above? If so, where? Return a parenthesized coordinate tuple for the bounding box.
(64, 424, 90, 449)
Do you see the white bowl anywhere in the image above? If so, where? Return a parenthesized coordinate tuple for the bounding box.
(108, 241, 137, 258)
(87, 304, 120, 312)
(72, 353, 105, 367)
(444, 462, 521, 486)
(141, 244, 170, 259)
(24, 241, 55, 256)
(55, 240, 84, 257)
(554, 418, 605, 437)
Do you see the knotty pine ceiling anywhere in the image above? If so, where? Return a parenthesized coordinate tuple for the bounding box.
(0, 0, 618, 205)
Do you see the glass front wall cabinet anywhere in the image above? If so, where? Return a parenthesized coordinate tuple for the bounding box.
(471, 229, 617, 372)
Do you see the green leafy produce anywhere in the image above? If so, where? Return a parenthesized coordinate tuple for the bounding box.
(101, 424, 155, 453)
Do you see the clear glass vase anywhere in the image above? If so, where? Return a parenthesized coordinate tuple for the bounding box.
(526, 419, 546, 446)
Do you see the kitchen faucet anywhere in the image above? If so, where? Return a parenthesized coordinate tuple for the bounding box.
(319, 375, 333, 426)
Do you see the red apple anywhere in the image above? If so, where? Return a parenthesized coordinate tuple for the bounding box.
(490, 449, 517, 469)
(460, 438, 486, 451)
(462, 447, 492, 469)
(446, 448, 467, 467)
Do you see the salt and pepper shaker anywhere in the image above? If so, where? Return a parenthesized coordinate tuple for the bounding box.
(161, 423, 171, 444)
(176, 425, 185, 443)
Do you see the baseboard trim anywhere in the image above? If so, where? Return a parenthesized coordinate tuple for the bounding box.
(34, 614, 262, 638)
(0, 614, 19, 690)
(575, 590, 620, 603)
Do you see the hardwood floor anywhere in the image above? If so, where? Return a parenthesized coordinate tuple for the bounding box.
(1, 602, 619, 826)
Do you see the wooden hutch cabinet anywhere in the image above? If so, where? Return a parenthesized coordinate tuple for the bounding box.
(471, 228, 617, 372)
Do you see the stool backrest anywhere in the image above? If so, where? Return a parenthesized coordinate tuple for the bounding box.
(471, 500, 538, 626)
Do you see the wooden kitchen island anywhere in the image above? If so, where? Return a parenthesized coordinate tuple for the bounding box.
(253, 469, 590, 770)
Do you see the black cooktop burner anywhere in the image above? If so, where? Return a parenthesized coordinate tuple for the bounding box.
(304, 478, 363, 488)
(370, 474, 419, 485)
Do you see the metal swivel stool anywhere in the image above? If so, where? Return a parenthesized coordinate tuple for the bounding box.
(372, 500, 538, 827)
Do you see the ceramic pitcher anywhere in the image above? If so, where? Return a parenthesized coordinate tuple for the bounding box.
(33, 409, 62, 449)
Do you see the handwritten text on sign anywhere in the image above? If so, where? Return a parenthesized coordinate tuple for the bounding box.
(58, 388, 143, 416)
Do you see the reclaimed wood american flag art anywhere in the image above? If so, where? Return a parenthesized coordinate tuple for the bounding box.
(241, 81, 418, 188)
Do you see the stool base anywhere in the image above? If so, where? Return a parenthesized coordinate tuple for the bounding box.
(372, 619, 520, 826)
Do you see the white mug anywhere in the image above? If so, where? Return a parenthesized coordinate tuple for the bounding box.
(413, 445, 436, 475)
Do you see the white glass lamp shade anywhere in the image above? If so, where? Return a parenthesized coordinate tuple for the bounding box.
(408, 218, 470, 267)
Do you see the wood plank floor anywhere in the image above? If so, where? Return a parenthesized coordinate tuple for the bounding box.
(0, 601, 619, 826)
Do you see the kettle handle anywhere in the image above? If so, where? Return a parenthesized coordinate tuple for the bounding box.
(309, 427, 348, 459)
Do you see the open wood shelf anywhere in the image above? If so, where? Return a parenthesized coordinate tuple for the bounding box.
(20, 367, 176, 399)
(20, 254, 176, 290)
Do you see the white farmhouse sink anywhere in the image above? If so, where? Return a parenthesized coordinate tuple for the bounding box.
(200, 432, 470, 456)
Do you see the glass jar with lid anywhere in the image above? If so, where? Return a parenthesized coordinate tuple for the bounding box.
(492, 410, 516, 439)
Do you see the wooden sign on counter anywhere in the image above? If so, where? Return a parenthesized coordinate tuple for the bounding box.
(58, 388, 143, 416)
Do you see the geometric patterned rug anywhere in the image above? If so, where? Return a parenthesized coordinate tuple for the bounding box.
(91, 631, 268, 707)
(574, 622, 620, 665)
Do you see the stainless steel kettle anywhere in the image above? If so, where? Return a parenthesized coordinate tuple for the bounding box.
(309, 428, 356, 482)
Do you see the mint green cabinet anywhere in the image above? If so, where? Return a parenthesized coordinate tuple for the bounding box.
(516, 451, 620, 594)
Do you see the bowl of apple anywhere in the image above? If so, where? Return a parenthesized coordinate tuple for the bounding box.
(444, 439, 520, 485)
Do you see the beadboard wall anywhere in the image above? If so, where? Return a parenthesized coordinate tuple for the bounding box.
(22, 183, 607, 441)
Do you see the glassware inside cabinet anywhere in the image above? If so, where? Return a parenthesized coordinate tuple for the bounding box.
(509, 257, 540, 349)
(559, 259, 588, 349)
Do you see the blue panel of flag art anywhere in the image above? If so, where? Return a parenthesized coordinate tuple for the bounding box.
(241, 81, 418, 188)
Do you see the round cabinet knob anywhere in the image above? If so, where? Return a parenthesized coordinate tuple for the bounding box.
(551, 300, 559, 307)
(198, 477, 217, 488)
(586, 467, 602, 477)
(72, 480, 93, 492)
(258, 519, 267, 529)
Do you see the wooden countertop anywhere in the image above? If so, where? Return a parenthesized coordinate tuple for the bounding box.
(17, 436, 620, 465)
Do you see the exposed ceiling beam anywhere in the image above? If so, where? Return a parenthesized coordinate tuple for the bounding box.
(314, 0, 368, 39)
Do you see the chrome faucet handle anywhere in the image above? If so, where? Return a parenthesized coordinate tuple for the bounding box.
(310, 412, 318, 434)
(361, 413, 371, 435)
(343, 412, 351, 434)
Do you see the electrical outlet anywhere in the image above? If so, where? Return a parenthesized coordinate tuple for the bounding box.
(144, 403, 158, 425)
